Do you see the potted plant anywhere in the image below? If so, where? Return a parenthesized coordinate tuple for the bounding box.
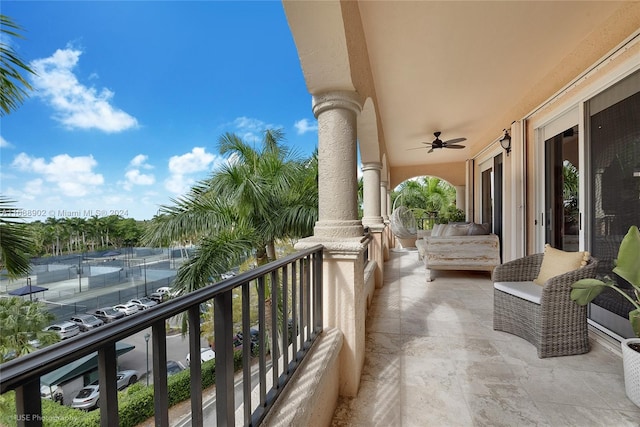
(571, 225, 640, 407)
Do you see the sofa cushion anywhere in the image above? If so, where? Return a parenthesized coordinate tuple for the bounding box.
(443, 223, 471, 236)
(468, 223, 491, 235)
(533, 244, 590, 285)
(494, 281, 542, 304)
(431, 223, 447, 237)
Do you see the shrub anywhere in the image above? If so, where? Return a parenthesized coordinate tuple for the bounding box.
(0, 350, 250, 426)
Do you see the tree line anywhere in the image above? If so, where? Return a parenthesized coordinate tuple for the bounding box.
(12, 215, 145, 258)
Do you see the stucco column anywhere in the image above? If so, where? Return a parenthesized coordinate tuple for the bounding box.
(312, 91, 363, 238)
(455, 185, 466, 214)
(362, 162, 383, 225)
(296, 90, 367, 397)
(362, 162, 385, 287)
(380, 180, 389, 221)
(381, 181, 391, 258)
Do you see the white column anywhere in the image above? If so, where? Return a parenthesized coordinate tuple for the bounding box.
(297, 90, 367, 397)
(455, 185, 466, 213)
(312, 91, 363, 238)
(361, 162, 385, 288)
(380, 180, 389, 221)
(361, 162, 383, 225)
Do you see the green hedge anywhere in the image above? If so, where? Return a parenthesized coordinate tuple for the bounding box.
(0, 350, 247, 427)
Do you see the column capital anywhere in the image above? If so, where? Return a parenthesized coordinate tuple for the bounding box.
(312, 90, 362, 118)
(361, 162, 382, 172)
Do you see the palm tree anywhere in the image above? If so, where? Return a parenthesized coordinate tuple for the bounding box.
(0, 297, 58, 362)
(392, 176, 456, 223)
(0, 197, 32, 278)
(144, 130, 318, 347)
(0, 15, 35, 116)
(44, 217, 64, 256)
(145, 129, 317, 293)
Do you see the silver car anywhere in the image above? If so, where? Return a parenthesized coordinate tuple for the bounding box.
(44, 321, 80, 339)
(69, 314, 104, 332)
(71, 370, 139, 411)
(128, 297, 158, 310)
(113, 302, 140, 316)
(93, 307, 125, 323)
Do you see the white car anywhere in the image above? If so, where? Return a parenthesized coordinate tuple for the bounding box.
(128, 297, 158, 310)
(113, 303, 140, 316)
(45, 321, 80, 339)
(149, 286, 176, 302)
(186, 347, 215, 366)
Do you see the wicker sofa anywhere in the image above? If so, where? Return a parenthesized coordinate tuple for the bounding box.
(415, 223, 501, 282)
(493, 253, 598, 358)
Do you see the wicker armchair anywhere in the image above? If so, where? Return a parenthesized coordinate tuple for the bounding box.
(493, 253, 598, 358)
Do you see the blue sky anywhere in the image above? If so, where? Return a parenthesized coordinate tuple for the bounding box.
(1, 1, 319, 221)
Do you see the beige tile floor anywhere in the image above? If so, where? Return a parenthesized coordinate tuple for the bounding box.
(331, 249, 640, 427)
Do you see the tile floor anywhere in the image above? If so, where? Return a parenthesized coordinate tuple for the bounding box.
(330, 249, 640, 426)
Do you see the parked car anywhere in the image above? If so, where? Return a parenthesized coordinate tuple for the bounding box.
(186, 348, 215, 366)
(235, 328, 260, 355)
(166, 360, 185, 376)
(92, 307, 125, 323)
(71, 384, 99, 410)
(113, 302, 140, 316)
(44, 321, 80, 339)
(128, 297, 158, 310)
(115, 369, 139, 389)
(71, 370, 138, 411)
(40, 384, 63, 404)
(149, 286, 177, 302)
(69, 314, 104, 332)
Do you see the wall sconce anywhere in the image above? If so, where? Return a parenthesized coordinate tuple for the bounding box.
(500, 129, 511, 155)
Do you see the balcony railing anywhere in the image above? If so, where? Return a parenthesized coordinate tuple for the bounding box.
(0, 245, 324, 427)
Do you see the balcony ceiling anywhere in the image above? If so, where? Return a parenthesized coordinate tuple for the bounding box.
(285, 1, 634, 171)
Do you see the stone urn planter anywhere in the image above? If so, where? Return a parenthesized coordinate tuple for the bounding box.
(622, 338, 640, 408)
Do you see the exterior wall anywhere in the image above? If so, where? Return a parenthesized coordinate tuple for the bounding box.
(390, 162, 465, 189)
(262, 328, 343, 427)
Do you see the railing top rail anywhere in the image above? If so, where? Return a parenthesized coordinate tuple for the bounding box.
(0, 244, 323, 394)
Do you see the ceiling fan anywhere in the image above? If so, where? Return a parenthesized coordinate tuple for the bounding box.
(414, 131, 467, 153)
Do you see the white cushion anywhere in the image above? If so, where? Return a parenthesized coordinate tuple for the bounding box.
(494, 281, 542, 304)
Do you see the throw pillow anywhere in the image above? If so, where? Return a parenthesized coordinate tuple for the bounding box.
(533, 244, 590, 285)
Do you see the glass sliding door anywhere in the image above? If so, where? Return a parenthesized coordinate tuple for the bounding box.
(481, 167, 493, 227)
(586, 70, 640, 338)
(479, 154, 503, 246)
(544, 125, 580, 251)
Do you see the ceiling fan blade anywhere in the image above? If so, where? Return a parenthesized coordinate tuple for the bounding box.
(427, 147, 434, 153)
(444, 144, 465, 149)
(442, 137, 466, 145)
(408, 147, 428, 151)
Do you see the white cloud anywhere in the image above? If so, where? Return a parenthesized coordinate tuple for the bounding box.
(164, 147, 219, 195)
(129, 154, 152, 169)
(0, 136, 12, 148)
(164, 174, 194, 195)
(232, 116, 284, 143)
(294, 118, 317, 135)
(24, 179, 44, 197)
(12, 152, 104, 197)
(124, 169, 155, 189)
(168, 147, 215, 175)
(121, 154, 155, 190)
(30, 47, 138, 133)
